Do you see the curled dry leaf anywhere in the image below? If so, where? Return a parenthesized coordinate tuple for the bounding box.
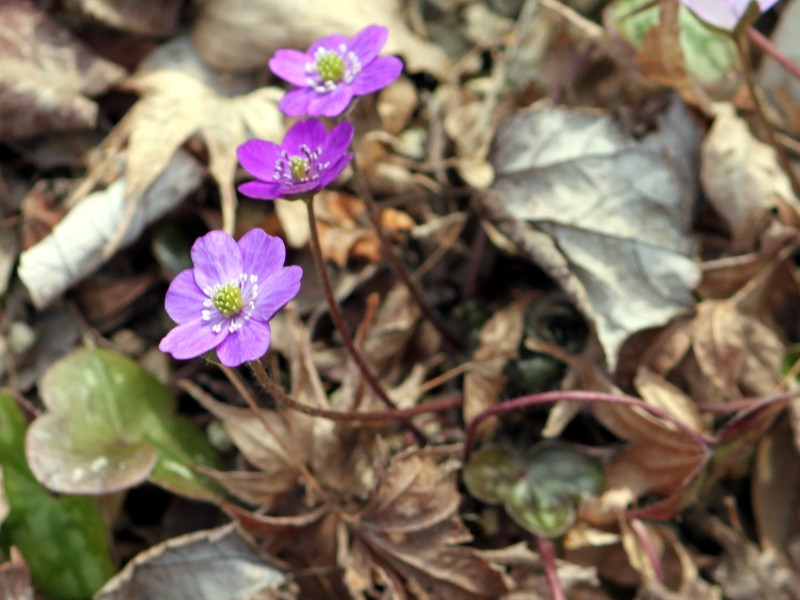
(99, 35, 284, 234)
(191, 0, 450, 77)
(95, 524, 298, 600)
(17, 150, 203, 309)
(0, 0, 126, 141)
(701, 103, 800, 250)
(759, 0, 800, 124)
(344, 451, 507, 599)
(642, 299, 785, 402)
(486, 99, 701, 370)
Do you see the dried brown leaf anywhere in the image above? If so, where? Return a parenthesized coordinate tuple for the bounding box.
(691, 300, 746, 398)
(95, 524, 298, 600)
(486, 99, 701, 370)
(464, 296, 530, 439)
(345, 451, 507, 599)
(635, 0, 712, 111)
(0, 0, 126, 141)
(701, 103, 800, 250)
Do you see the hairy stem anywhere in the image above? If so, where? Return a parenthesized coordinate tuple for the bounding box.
(249, 360, 461, 422)
(350, 155, 464, 349)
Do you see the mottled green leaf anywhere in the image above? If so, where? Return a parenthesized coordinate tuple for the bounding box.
(463, 445, 522, 504)
(27, 347, 219, 498)
(0, 391, 115, 599)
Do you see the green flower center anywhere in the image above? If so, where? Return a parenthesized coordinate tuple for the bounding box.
(212, 283, 244, 318)
(316, 51, 345, 83)
(289, 156, 310, 182)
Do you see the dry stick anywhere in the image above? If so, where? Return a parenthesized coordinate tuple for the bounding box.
(736, 32, 800, 198)
(304, 198, 428, 444)
(536, 536, 566, 600)
(249, 360, 462, 423)
(350, 156, 464, 349)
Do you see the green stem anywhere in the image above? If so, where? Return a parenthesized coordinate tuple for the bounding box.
(305, 198, 428, 443)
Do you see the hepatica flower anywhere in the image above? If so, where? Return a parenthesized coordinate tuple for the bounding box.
(237, 119, 353, 201)
(269, 24, 403, 117)
(159, 229, 302, 367)
(678, 0, 779, 30)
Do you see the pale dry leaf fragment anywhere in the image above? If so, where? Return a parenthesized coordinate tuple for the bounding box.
(94, 524, 297, 600)
(691, 300, 746, 398)
(191, 0, 450, 77)
(100, 35, 284, 234)
(64, 0, 183, 36)
(485, 98, 701, 370)
(464, 296, 531, 440)
(0, 231, 19, 296)
(17, 151, 203, 309)
(0, 0, 126, 141)
(0, 547, 33, 600)
(701, 103, 800, 249)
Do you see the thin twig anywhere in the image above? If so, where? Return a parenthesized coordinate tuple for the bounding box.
(350, 155, 464, 349)
(249, 360, 462, 423)
(305, 198, 428, 444)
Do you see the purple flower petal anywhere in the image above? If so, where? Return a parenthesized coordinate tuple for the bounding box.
(269, 49, 311, 86)
(283, 119, 327, 155)
(278, 88, 316, 117)
(191, 231, 243, 292)
(678, 0, 778, 29)
(351, 56, 403, 95)
(321, 122, 354, 160)
(238, 180, 282, 200)
(238, 229, 286, 281)
(348, 25, 389, 65)
(237, 139, 281, 181)
(159, 318, 228, 360)
(309, 33, 349, 57)
(252, 266, 303, 321)
(308, 85, 354, 117)
(317, 153, 353, 188)
(164, 269, 205, 324)
(215, 320, 271, 367)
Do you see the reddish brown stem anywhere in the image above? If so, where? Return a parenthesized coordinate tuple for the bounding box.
(536, 536, 566, 600)
(746, 26, 800, 84)
(463, 390, 716, 463)
(305, 198, 428, 444)
(249, 360, 461, 423)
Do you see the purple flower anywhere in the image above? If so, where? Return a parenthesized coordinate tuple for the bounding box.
(678, 0, 778, 30)
(237, 119, 353, 201)
(159, 229, 302, 367)
(269, 24, 404, 117)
